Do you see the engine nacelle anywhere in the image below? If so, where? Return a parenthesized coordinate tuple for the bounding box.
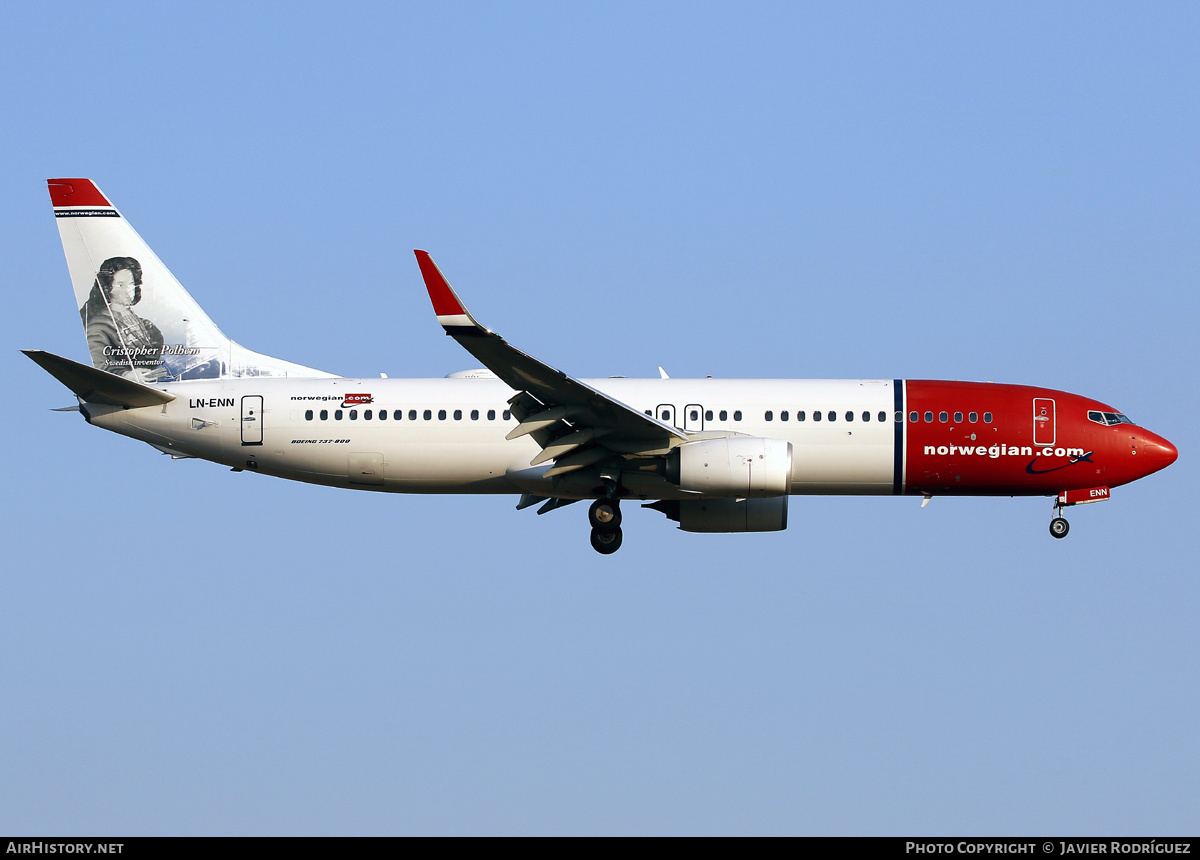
(668, 437, 792, 497)
(648, 496, 789, 533)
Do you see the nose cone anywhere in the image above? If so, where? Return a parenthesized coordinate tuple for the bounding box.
(1139, 429, 1178, 476)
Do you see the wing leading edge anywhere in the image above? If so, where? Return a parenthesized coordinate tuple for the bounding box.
(414, 251, 687, 478)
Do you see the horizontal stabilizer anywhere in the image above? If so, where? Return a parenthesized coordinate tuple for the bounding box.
(23, 349, 175, 408)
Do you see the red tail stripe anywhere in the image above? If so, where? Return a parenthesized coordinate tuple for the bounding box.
(47, 178, 111, 208)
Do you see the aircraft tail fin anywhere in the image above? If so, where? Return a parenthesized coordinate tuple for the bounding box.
(48, 179, 335, 383)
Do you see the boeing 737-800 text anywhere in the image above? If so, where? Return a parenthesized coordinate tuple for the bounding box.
(26, 179, 1177, 553)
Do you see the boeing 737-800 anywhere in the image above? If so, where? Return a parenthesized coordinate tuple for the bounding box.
(26, 179, 1178, 553)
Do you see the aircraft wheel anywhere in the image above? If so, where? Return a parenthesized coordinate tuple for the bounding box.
(590, 526, 623, 554)
(1049, 517, 1070, 539)
(588, 499, 622, 532)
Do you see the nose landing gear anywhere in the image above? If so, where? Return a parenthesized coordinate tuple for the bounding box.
(588, 498, 623, 555)
(1049, 497, 1070, 539)
(1048, 486, 1111, 538)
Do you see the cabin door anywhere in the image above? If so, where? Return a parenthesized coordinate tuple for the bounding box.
(1033, 398, 1055, 447)
(241, 395, 264, 446)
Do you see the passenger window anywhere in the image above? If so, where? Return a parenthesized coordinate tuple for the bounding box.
(645, 410, 651, 416)
(845, 411, 853, 422)
(764, 411, 773, 421)
(320, 410, 328, 420)
(969, 412, 978, 423)
(438, 409, 447, 420)
(893, 411, 901, 422)
(953, 412, 962, 423)
(733, 411, 742, 421)
(379, 410, 387, 421)
(350, 410, 358, 420)
(454, 409, 462, 420)
(828, 411, 836, 422)
(660, 410, 670, 421)
(924, 412, 933, 423)
(471, 409, 479, 420)
(364, 410, 372, 420)
(938, 411, 947, 423)
(879, 411, 887, 422)
(910, 411, 919, 423)
(423, 410, 432, 420)
(705, 410, 713, 421)
(719, 410, 728, 421)
(781, 411, 789, 422)
(488, 409, 496, 420)
(984, 412, 993, 423)
(335, 410, 343, 421)
(814, 410, 822, 422)
(689, 409, 699, 421)
(305, 410, 313, 421)
(410, 410, 418, 420)
(797, 411, 806, 421)
(863, 411, 870, 422)
(503, 410, 511, 420)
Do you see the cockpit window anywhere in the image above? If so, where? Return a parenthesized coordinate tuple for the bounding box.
(1088, 410, 1134, 427)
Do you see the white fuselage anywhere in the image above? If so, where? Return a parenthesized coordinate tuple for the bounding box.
(91, 376, 902, 499)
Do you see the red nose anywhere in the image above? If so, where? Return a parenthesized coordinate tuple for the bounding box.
(1139, 430, 1178, 476)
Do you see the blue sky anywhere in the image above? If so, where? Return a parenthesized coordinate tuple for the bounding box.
(2, 1, 1197, 835)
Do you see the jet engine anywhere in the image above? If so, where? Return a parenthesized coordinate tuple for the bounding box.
(666, 437, 792, 497)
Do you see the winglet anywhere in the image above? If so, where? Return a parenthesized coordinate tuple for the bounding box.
(414, 250, 482, 332)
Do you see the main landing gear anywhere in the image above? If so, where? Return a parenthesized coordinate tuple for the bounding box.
(588, 498, 623, 555)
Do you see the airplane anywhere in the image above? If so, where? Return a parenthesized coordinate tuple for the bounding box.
(26, 179, 1178, 554)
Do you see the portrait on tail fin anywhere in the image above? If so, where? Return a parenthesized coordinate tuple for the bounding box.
(80, 256, 167, 382)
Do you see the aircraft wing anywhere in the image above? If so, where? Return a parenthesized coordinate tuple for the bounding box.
(415, 251, 687, 477)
